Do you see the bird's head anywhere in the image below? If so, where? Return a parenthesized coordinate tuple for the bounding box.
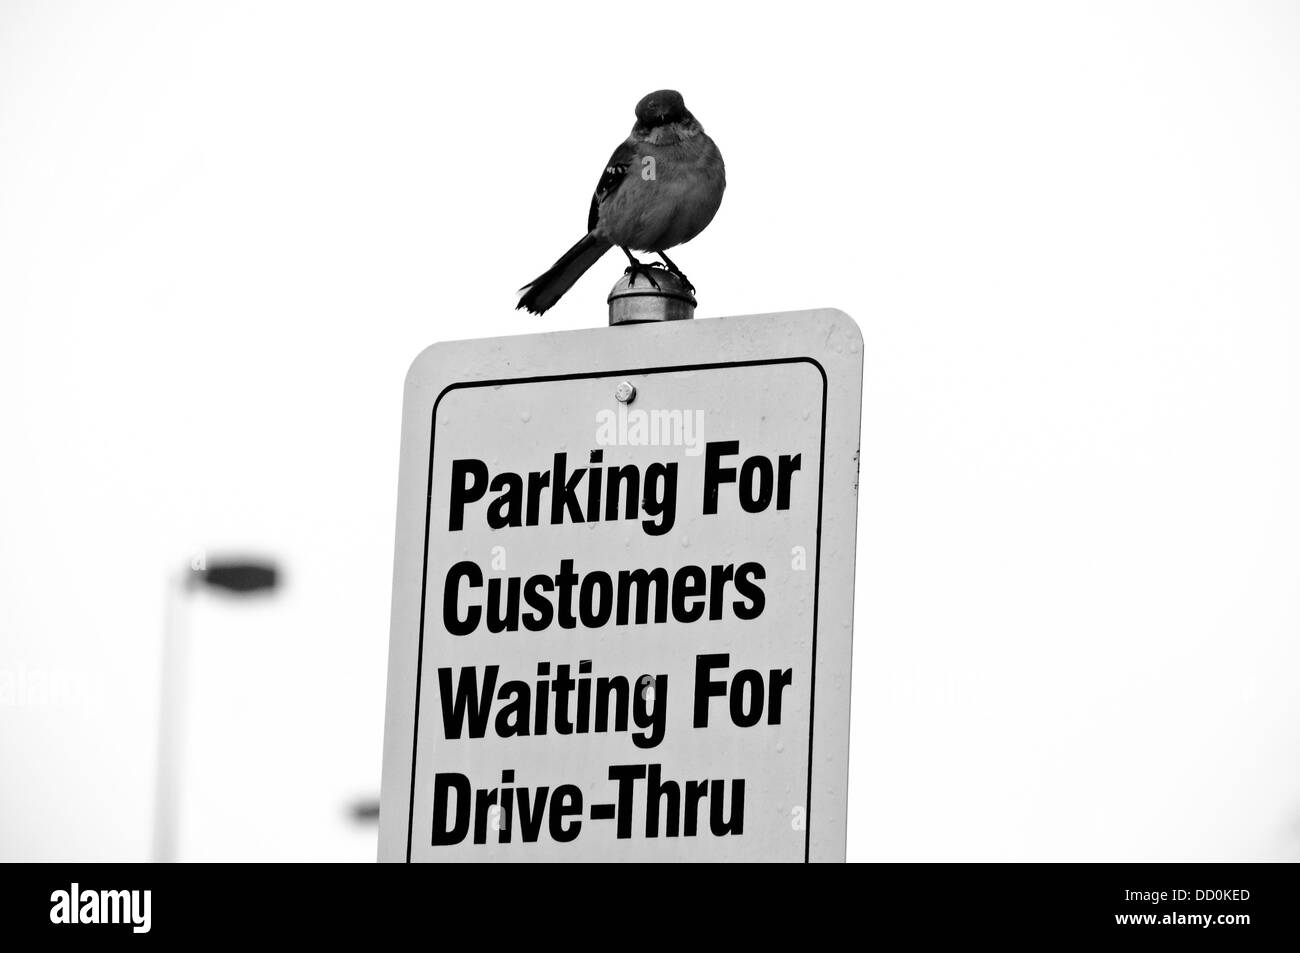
(635, 89, 692, 128)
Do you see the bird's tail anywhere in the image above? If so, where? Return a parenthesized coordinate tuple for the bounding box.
(516, 233, 612, 315)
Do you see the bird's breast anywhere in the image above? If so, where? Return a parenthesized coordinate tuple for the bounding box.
(596, 133, 725, 252)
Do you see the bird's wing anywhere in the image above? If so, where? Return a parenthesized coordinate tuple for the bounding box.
(588, 139, 637, 233)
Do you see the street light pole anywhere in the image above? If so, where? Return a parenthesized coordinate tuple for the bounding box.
(152, 557, 279, 862)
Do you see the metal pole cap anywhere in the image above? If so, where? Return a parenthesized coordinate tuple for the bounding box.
(607, 269, 696, 325)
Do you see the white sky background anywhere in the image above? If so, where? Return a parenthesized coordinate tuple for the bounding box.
(1, 0, 1298, 861)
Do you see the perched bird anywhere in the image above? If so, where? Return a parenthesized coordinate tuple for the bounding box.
(517, 89, 726, 315)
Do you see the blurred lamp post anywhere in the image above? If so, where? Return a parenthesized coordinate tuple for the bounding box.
(153, 557, 280, 862)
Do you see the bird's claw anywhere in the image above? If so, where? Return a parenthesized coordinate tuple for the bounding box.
(624, 262, 661, 290)
(660, 264, 694, 293)
(654, 257, 694, 293)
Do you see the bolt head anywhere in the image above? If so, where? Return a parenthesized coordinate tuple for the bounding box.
(614, 380, 636, 404)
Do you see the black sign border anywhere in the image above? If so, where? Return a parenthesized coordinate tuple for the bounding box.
(407, 357, 829, 862)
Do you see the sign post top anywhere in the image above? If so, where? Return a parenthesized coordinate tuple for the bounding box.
(606, 269, 697, 325)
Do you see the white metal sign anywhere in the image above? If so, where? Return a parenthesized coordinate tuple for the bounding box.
(379, 309, 862, 861)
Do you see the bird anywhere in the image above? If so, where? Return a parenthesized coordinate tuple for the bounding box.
(517, 89, 726, 315)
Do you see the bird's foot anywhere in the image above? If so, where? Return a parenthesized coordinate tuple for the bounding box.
(655, 256, 694, 293)
(667, 269, 695, 294)
(624, 261, 661, 290)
